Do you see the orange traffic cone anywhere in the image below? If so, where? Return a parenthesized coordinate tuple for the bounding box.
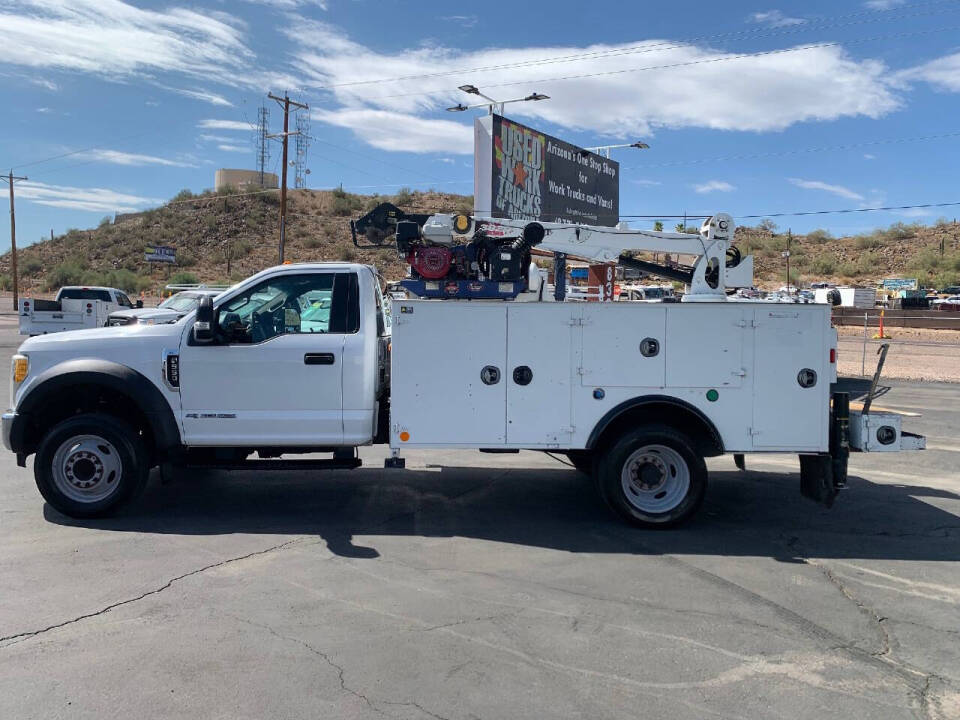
(873, 309, 891, 340)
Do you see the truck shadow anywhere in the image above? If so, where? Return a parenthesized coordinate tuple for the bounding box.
(45, 465, 960, 563)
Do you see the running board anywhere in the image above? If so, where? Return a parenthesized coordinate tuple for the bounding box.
(186, 458, 362, 471)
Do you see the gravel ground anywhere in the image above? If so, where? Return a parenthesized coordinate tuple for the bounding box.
(837, 326, 960, 383)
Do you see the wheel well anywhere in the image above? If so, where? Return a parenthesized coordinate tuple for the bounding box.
(24, 384, 156, 460)
(589, 399, 724, 458)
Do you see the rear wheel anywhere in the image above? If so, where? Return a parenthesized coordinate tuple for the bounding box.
(596, 424, 707, 528)
(34, 413, 148, 518)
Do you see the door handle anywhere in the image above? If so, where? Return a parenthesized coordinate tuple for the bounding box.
(304, 353, 336, 365)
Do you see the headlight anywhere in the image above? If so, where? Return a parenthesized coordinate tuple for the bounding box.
(12, 354, 28, 384)
(139, 318, 157, 325)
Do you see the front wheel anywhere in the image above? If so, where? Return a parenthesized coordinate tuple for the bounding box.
(34, 413, 149, 518)
(596, 424, 707, 528)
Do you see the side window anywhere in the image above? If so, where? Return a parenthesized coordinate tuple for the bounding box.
(374, 279, 388, 335)
(116, 292, 133, 307)
(215, 273, 357, 344)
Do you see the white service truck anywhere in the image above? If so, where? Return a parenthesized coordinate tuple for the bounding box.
(2, 213, 924, 527)
(19, 286, 137, 335)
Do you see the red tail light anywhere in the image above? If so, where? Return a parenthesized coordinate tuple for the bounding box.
(829, 348, 836, 364)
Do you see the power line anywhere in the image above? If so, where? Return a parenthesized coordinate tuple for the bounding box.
(623, 130, 960, 170)
(313, 1, 959, 91)
(433, 25, 960, 95)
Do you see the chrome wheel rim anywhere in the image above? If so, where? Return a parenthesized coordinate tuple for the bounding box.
(51, 435, 123, 503)
(620, 444, 690, 514)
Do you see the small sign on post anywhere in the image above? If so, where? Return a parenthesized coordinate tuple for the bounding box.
(145, 245, 176, 264)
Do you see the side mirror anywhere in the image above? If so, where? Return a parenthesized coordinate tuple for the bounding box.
(135, 299, 144, 309)
(193, 296, 216, 344)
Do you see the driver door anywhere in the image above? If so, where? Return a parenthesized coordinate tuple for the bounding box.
(178, 271, 357, 446)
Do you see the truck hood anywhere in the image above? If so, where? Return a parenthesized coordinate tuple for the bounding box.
(19, 320, 184, 354)
(110, 307, 181, 322)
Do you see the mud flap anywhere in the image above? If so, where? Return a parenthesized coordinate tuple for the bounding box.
(799, 453, 838, 508)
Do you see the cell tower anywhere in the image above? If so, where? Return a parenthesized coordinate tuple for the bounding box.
(294, 112, 310, 189)
(256, 104, 270, 187)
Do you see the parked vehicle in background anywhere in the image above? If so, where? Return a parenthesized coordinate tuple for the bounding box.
(19, 286, 136, 336)
(932, 295, 960, 307)
(937, 285, 960, 297)
(106, 286, 228, 327)
(617, 284, 676, 302)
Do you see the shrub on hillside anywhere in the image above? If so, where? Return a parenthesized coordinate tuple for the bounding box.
(177, 254, 198, 268)
(393, 187, 413, 205)
(170, 272, 199, 285)
(303, 236, 324, 249)
(805, 229, 833, 244)
(854, 234, 881, 250)
(20, 258, 43, 277)
(809, 256, 837, 275)
(46, 261, 86, 290)
(0, 274, 11, 291)
(171, 189, 194, 203)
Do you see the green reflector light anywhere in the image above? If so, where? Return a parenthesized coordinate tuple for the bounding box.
(706, 389, 719, 402)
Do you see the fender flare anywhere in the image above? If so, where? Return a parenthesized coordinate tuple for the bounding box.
(585, 394, 724, 455)
(16, 358, 181, 452)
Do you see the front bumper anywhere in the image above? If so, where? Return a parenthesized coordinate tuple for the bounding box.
(2, 412, 16, 452)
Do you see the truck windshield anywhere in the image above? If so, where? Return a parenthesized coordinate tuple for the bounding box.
(160, 293, 204, 312)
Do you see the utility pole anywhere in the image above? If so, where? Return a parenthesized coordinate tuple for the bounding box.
(785, 229, 792, 295)
(267, 92, 308, 264)
(3, 171, 28, 311)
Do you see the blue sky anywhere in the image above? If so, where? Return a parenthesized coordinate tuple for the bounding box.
(2, 0, 960, 251)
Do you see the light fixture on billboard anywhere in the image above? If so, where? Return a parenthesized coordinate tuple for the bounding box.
(581, 141, 651, 159)
(445, 85, 551, 115)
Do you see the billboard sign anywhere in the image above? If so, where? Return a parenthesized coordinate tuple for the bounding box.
(881, 277, 918, 291)
(474, 114, 619, 226)
(144, 245, 176, 264)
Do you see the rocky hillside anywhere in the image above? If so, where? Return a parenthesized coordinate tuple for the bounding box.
(1, 187, 957, 293)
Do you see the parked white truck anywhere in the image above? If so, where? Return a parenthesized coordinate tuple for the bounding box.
(19, 286, 137, 335)
(2, 213, 924, 527)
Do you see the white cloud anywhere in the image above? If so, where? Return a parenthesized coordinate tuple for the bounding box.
(749, 10, 805, 28)
(240, 0, 327, 7)
(0, 0, 254, 85)
(217, 144, 249, 153)
(157, 85, 234, 107)
(442, 15, 478, 28)
(863, 153, 876, 159)
(199, 119, 252, 131)
(313, 109, 474, 154)
(200, 133, 236, 143)
(30, 77, 58, 90)
(863, 1, 904, 9)
(17, 181, 161, 213)
(694, 180, 735, 194)
(788, 178, 864, 201)
(897, 52, 960, 92)
(288, 18, 901, 154)
(36, 107, 52, 113)
(633, 179, 662, 186)
(78, 149, 197, 167)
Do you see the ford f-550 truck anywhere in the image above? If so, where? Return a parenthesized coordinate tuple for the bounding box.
(2, 213, 924, 527)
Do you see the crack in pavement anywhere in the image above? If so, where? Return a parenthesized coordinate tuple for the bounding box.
(0, 537, 305, 649)
(226, 614, 452, 720)
(782, 535, 954, 720)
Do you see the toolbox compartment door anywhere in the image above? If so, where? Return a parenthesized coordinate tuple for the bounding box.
(752, 307, 828, 449)
(390, 301, 507, 445)
(579, 304, 666, 387)
(506, 304, 575, 445)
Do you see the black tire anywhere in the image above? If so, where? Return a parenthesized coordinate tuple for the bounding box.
(34, 413, 149, 518)
(595, 424, 707, 528)
(565, 450, 595, 475)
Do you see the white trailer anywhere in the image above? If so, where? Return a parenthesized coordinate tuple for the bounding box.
(814, 286, 876, 309)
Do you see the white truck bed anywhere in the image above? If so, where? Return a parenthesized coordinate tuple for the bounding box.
(389, 299, 835, 453)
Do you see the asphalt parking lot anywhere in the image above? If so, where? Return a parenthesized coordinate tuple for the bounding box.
(0, 320, 958, 720)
